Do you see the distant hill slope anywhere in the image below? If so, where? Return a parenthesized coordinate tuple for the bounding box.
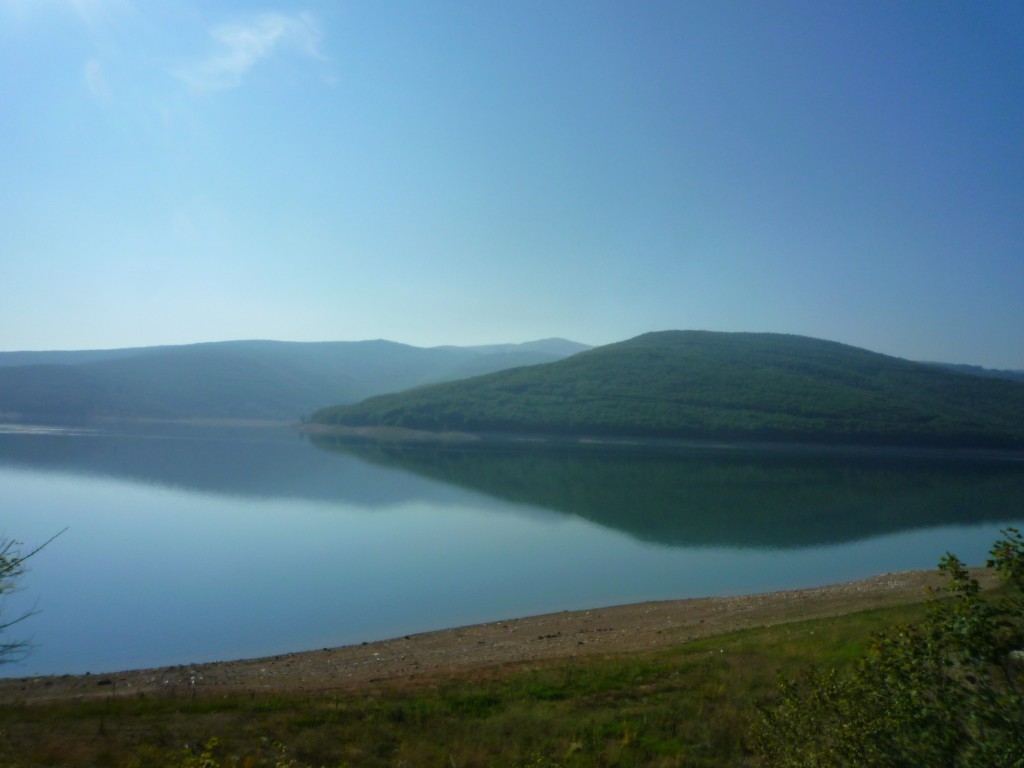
(921, 362, 1024, 385)
(0, 338, 589, 423)
(312, 331, 1024, 449)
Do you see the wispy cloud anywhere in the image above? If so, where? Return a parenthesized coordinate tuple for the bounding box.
(175, 11, 324, 92)
(84, 58, 112, 103)
(70, 0, 134, 32)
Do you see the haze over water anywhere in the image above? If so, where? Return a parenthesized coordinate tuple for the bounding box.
(3, 424, 1022, 678)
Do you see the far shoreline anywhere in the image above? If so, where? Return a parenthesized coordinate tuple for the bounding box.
(300, 422, 1024, 462)
(3, 417, 1022, 460)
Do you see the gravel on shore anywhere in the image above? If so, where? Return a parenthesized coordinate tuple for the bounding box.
(0, 568, 991, 704)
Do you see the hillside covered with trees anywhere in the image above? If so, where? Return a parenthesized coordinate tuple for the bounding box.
(312, 331, 1024, 449)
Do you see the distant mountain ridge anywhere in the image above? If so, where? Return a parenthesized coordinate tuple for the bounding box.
(313, 331, 1024, 449)
(0, 338, 590, 423)
(921, 362, 1024, 385)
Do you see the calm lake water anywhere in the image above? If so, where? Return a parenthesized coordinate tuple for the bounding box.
(2, 423, 1023, 678)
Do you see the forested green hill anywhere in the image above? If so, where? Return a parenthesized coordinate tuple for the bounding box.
(312, 331, 1024, 448)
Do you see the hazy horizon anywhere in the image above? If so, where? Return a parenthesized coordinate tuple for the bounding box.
(0, 335, 591, 354)
(1, 331, 1022, 372)
(3, 2, 1022, 368)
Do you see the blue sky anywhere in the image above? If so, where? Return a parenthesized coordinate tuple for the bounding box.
(2, 1, 1022, 367)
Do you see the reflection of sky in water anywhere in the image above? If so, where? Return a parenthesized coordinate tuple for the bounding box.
(2, 429, 1023, 678)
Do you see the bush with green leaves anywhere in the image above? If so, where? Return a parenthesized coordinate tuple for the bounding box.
(753, 529, 1024, 767)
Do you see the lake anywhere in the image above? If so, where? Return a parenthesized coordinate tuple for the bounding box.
(2, 422, 1023, 678)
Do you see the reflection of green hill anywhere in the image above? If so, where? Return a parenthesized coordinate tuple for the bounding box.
(0, 426, 459, 508)
(313, 436, 1024, 548)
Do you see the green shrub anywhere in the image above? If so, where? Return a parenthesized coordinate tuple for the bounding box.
(753, 529, 1024, 767)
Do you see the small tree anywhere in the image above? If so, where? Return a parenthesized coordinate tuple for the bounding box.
(753, 529, 1024, 767)
(0, 531, 63, 665)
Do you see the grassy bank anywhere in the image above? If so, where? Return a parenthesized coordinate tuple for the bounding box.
(0, 601, 932, 768)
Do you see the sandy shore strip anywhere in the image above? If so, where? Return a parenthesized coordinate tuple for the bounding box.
(0, 568, 993, 704)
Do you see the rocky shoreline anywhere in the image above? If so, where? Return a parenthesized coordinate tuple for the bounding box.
(0, 568, 990, 704)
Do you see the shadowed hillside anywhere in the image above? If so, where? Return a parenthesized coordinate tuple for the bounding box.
(0, 338, 588, 422)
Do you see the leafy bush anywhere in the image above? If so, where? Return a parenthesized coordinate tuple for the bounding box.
(753, 529, 1024, 767)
